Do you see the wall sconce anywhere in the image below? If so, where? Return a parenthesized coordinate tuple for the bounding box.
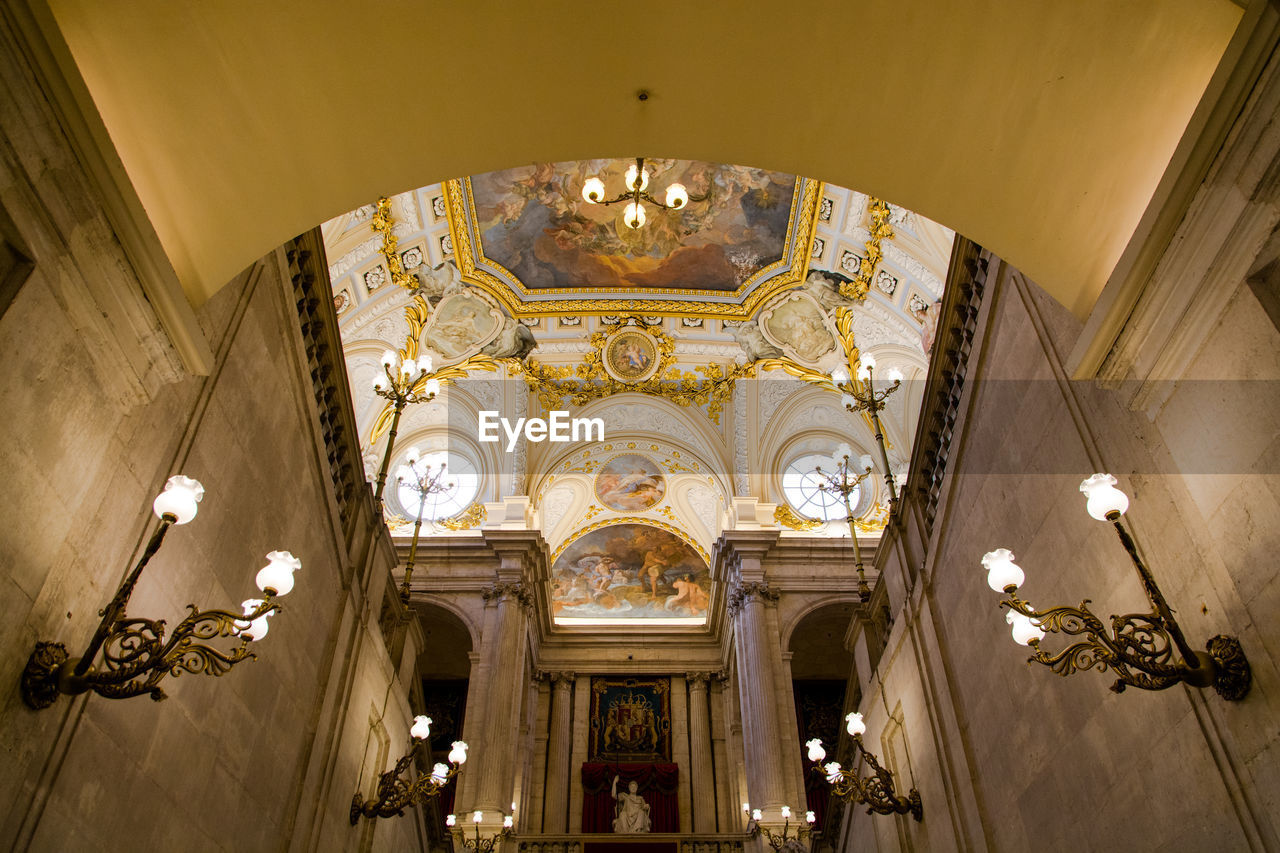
(394, 447, 456, 604)
(983, 473, 1251, 700)
(815, 448, 877, 601)
(20, 476, 299, 710)
(806, 713, 923, 822)
(831, 354, 904, 505)
(742, 803, 816, 850)
(371, 350, 440, 509)
(447, 809, 514, 853)
(350, 717, 468, 823)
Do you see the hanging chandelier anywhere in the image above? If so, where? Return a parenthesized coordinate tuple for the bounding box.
(581, 157, 707, 228)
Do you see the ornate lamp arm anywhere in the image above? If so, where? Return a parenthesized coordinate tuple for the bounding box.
(831, 356, 903, 504)
(371, 353, 441, 509)
(818, 737, 923, 822)
(745, 808, 816, 850)
(453, 812, 515, 852)
(21, 477, 299, 710)
(350, 723, 468, 824)
(816, 453, 875, 601)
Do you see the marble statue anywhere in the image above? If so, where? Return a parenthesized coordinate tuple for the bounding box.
(802, 269, 858, 311)
(611, 775, 651, 833)
(481, 315, 538, 360)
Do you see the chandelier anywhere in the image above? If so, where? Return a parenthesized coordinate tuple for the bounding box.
(581, 157, 707, 228)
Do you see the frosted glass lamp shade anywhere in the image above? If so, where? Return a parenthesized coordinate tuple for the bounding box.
(982, 548, 1024, 592)
(473, 811, 483, 824)
(152, 475, 205, 524)
(380, 350, 398, 368)
(446, 814, 456, 827)
(835, 443, 853, 461)
(742, 803, 750, 814)
(582, 177, 606, 203)
(806, 811, 816, 824)
(236, 599, 272, 641)
(846, 711, 866, 736)
(1080, 473, 1129, 520)
(419, 354, 434, 374)
(841, 393, 858, 409)
(1007, 610, 1046, 645)
(449, 741, 469, 765)
(831, 366, 850, 384)
(857, 353, 876, 380)
(886, 366, 904, 383)
(424, 378, 441, 397)
(410, 715, 432, 740)
(400, 357, 417, 378)
(806, 738, 826, 762)
(395, 465, 414, 484)
(256, 550, 301, 596)
(823, 762, 842, 783)
(624, 163, 649, 192)
(372, 372, 390, 391)
(781, 806, 792, 819)
(431, 763, 450, 784)
(406, 446, 422, 464)
(665, 183, 689, 209)
(752, 809, 763, 822)
(503, 816, 514, 829)
(622, 202, 646, 229)
(859, 454, 874, 473)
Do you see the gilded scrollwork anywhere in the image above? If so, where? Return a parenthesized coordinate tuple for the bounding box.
(438, 501, 486, 531)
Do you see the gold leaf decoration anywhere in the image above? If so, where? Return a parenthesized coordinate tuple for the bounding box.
(774, 504, 822, 531)
(838, 198, 894, 302)
(438, 501, 486, 531)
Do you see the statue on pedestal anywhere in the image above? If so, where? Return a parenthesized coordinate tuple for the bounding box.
(611, 775, 652, 833)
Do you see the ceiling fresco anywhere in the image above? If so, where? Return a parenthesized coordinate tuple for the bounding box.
(445, 159, 819, 317)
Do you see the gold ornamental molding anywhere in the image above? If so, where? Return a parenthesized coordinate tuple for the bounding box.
(443, 175, 822, 320)
(438, 501, 486, 531)
(839, 198, 894, 301)
(774, 504, 822, 531)
(551, 516, 709, 566)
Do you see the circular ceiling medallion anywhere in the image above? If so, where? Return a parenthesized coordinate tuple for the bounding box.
(602, 329, 660, 383)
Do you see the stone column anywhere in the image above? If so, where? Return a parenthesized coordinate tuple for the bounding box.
(542, 671, 575, 832)
(470, 579, 532, 815)
(730, 577, 786, 813)
(687, 672, 717, 833)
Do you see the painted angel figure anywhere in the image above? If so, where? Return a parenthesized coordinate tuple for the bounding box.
(611, 775, 652, 834)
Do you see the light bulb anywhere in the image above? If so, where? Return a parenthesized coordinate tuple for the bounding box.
(381, 350, 398, 368)
(624, 162, 649, 192)
(860, 353, 877, 371)
(418, 354, 433, 374)
(752, 809, 763, 822)
(781, 806, 792, 819)
(665, 183, 689, 209)
(846, 711, 866, 736)
(400, 357, 417, 378)
(622, 201, 646, 229)
(1080, 473, 1129, 520)
(981, 548, 1024, 592)
(256, 550, 301, 596)
(806, 738, 826, 762)
(503, 815, 514, 829)
(473, 811, 483, 824)
(446, 814, 456, 827)
(372, 372, 389, 391)
(449, 741, 469, 765)
(152, 475, 205, 524)
(582, 177, 606, 203)
(742, 803, 750, 814)
(424, 378, 441, 397)
(431, 763, 450, 784)
(823, 762, 843, 783)
(410, 715, 432, 740)
(806, 811, 816, 824)
(831, 366, 850, 384)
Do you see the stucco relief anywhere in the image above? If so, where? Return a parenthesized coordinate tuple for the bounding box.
(540, 483, 576, 536)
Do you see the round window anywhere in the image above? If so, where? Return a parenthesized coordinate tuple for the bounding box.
(395, 450, 480, 521)
(781, 453, 859, 522)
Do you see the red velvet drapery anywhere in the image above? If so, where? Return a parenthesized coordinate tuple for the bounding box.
(581, 763, 679, 833)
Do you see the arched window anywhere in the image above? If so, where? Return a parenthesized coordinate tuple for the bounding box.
(395, 450, 480, 521)
(781, 453, 858, 522)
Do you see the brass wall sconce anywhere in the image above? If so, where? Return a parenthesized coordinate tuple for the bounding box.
(742, 804, 816, 850)
(21, 476, 300, 709)
(371, 350, 440, 509)
(394, 447, 456, 604)
(983, 473, 1251, 700)
(831, 354, 904, 505)
(447, 810, 515, 853)
(815, 448, 877, 601)
(350, 716, 468, 823)
(581, 157, 708, 229)
(807, 713, 923, 822)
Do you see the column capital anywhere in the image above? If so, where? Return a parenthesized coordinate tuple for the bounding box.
(483, 580, 533, 610)
(726, 579, 780, 617)
(686, 671, 713, 687)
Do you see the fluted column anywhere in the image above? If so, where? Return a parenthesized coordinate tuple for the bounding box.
(542, 671, 575, 832)
(730, 578, 786, 813)
(687, 672, 717, 832)
(471, 580, 532, 815)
